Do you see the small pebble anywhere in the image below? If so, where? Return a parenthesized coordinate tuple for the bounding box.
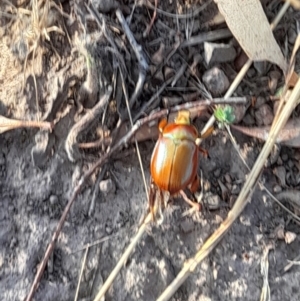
(255, 104, 274, 126)
(274, 225, 285, 240)
(203, 42, 236, 65)
(202, 67, 229, 96)
(231, 184, 240, 195)
(281, 153, 288, 161)
(49, 195, 58, 205)
(285, 231, 297, 244)
(99, 179, 115, 194)
(105, 226, 112, 235)
(232, 104, 247, 123)
(205, 193, 221, 210)
(254, 96, 266, 109)
(273, 185, 282, 193)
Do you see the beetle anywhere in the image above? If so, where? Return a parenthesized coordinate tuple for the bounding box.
(149, 110, 207, 218)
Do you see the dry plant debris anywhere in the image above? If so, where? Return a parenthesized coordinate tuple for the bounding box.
(2, 0, 66, 118)
(1, 0, 300, 301)
(214, 0, 288, 73)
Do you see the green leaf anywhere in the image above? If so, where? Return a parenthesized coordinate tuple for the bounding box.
(214, 106, 235, 125)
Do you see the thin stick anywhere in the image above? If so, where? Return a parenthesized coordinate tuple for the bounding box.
(116, 9, 148, 107)
(156, 77, 300, 301)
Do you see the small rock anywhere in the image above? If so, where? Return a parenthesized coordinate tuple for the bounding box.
(285, 231, 297, 244)
(254, 96, 266, 109)
(99, 179, 115, 195)
(281, 153, 288, 162)
(49, 195, 58, 205)
(205, 193, 221, 210)
(203, 42, 236, 65)
(273, 185, 282, 193)
(255, 104, 274, 126)
(202, 67, 229, 96)
(105, 225, 112, 235)
(231, 104, 247, 123)
(231, 184, 240, 195)
(273, 166, 286, 186)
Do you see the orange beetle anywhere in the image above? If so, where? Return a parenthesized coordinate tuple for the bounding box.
(149, 110, 205, 217)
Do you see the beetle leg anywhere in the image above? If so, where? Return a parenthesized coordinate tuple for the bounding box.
(159, 189, 165, 210)
(158, 118, 168, 133)
(189, 173, 200, 193)
(198, 146, 208, 158)
(149, 180, 156, 220)
(180, 190, 201, 212)
(200, 125, 214, 139)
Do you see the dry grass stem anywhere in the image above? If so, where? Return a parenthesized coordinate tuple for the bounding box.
(260, 247, 272, 301)
(74, 247, 89, 301)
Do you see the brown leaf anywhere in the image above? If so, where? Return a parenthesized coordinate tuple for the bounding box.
(231, 118, 300, 147)
(214, 0, 288, 73)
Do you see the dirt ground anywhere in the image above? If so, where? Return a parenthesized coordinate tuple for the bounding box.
(1, 1, 300, 301)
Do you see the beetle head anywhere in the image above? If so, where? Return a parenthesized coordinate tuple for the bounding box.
(174, 110, 191, 125)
